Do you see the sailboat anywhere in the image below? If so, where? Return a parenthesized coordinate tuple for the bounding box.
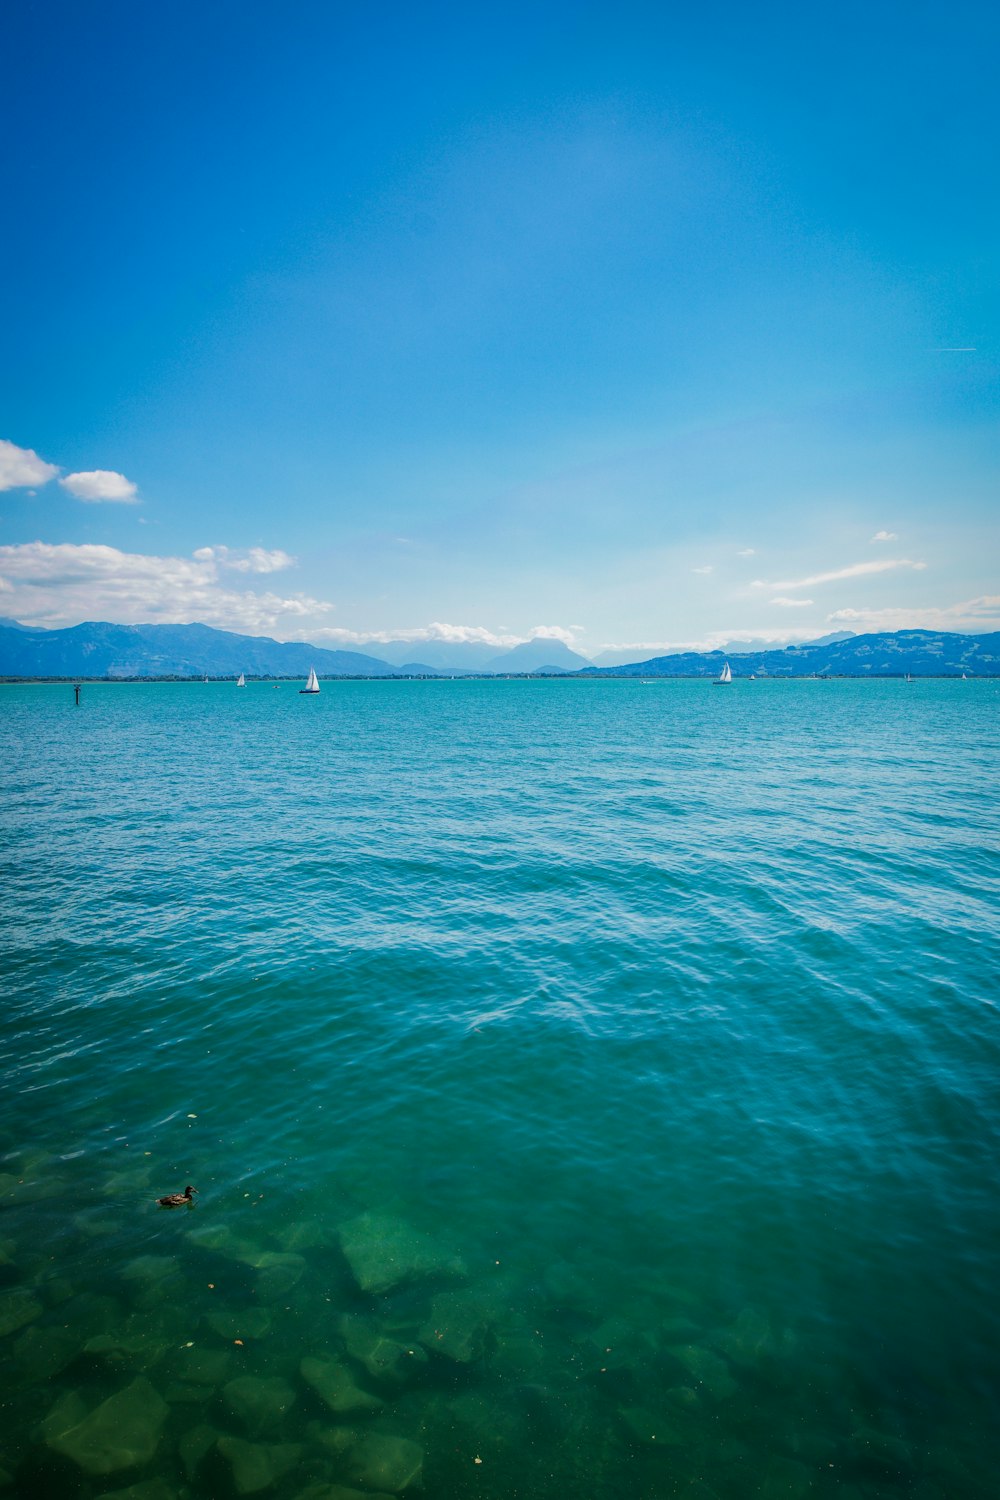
(300, 667, 320, 695)
(236, 672, 246, 687)
(713, 661, 733, 686)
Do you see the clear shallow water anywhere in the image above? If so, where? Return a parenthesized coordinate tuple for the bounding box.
(1, 678, 998, 1500)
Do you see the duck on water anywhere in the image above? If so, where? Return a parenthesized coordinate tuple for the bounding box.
(157, 1185, 197, 1208)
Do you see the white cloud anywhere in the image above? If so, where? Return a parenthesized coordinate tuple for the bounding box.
(60, 470, 138, 503)
(193, 545, 296, 574)
(770, 597, 814, 607)
(691, 565, 714, 575)
(764, 558, 926, 591)
(528, 624, 580, 644)
(0, 439, 59, 492)
(310, 621, 582, 650)
(0, 541, 332, 633)
(870, 530, 898, 543)
(737, 548, 756, 557)
(828, 596, 1000, 632)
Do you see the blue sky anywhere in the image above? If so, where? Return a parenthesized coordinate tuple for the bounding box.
(1, 0, 996, 658)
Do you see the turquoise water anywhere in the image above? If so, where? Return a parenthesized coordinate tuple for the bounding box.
(1, 678, 998, 1500)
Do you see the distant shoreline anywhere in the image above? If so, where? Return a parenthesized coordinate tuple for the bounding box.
(0, 672, 990, 684)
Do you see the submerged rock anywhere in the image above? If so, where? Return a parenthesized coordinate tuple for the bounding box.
(0, 1287, 42, 1338)
(295, 1488, 395, 1500)
(42, 1375, 169, 1474)
(94, 1481, 178, 1500)
(418, 1289, 492, 1363)
(83, 1332, 168, 1371)
(339, 1315, 426, 1386)
(254, 1251, 307, 1297)
(619, 1405, 691, 1447)
(277, 1220, 331, 1253)
(122, 1255, 181, 1284)
(760, 1456, 813, 1498)
(173, 1345, 233, 1387)
(223, 1374, 298, 1430)
(218, 1435, 302, 1495)
(338, 1211, 465, 1295)
(667, 1344, 738, 1400)
(301, 1356, 383, 1414)
(346, 1432, 423, 1492)
(11, 1324, 78, 1381)
(207, 1305, 273, 1341)
(178, 1423, 217, 1483)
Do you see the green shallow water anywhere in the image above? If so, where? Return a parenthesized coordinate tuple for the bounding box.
(1, 678, 998, 1499)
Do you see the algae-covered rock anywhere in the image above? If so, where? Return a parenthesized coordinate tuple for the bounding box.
(338, 1212, 465, 1295)
(0, 1287, 42, 1338)
(301, 1356, 383, 1414)
(418, 1289, 492, 1363)
(218, 1435, 302, 1494)
(223, 1374, 298, 1430)
(42, 1375, 169, 1474)
(339, 1315, 426, 1385)
(346, 1432, 423, 1492)
(207, 1305, 273, 1340)
(667, 1344, 738, 1400)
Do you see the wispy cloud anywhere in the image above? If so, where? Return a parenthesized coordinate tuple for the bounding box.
(691, 565, 714, 575)
(828, 596, 1000, 632)
(754, 558, 926, 591)
(0, 439, 59, 492)
(60, 470, 138, 503)
(737, 548, 756, 557)
(770, 596, 814, 607)
(0, 542, 331, 633)
(870, 530, 898, 543)
(934, 347, 976, 352)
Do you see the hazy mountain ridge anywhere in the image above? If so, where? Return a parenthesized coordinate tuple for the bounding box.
(580, 630, 1000, 677)
(0, 621, 397, 678)
(1, 621, 997, 678)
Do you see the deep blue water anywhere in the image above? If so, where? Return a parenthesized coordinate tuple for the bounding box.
(1, 678, 998, 1499)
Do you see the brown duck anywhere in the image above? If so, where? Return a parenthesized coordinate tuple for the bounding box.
(157, 1185, 197, 1208)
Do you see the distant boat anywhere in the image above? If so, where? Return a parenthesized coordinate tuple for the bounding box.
(300, 667, 320, 695)
(749, 674, 756, 680)
(714, 661, 732, 685)
(961, 672, 967, 680)
(236, 672, 246, 687)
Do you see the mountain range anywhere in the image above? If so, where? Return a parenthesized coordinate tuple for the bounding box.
(0, 619, 996, 678)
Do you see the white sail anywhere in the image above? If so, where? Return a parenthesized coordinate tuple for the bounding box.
(236, 672, 246, 687)
(301, 667, 320, 694)
(719, 661, 732, 684)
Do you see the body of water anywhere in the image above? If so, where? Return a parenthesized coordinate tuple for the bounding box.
(1, 678, 998, 1499)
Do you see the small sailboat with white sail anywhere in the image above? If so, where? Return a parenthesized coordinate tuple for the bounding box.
(300, 667, 320, 695)
(236, 672, 246, 687)
(713, 660, 733, 686)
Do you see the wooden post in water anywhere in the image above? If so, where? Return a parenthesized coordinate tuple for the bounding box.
(73, 683, 81, 706)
